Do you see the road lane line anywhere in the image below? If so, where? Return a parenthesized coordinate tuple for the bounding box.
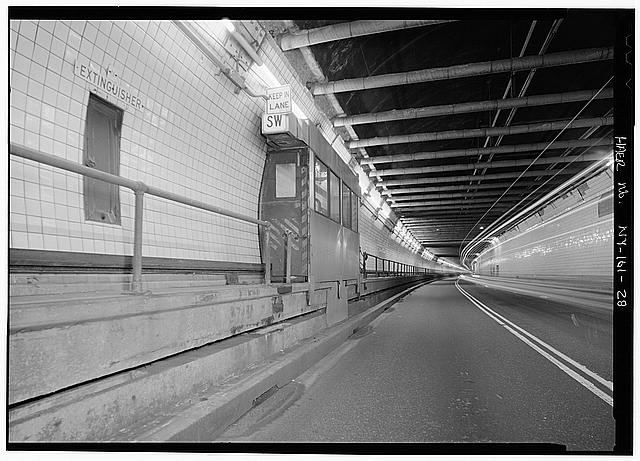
(501, 323, 613, 406)
(456, 279, 613, 391)
(455, 280, 613, 406)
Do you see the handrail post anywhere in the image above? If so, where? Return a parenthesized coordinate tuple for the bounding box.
(362, 252, 368, 279)
(375, 256, 379, 277)
(131, 187, 145, 293)
(284, 231, 292, 284)
(263, 226, 271, 285)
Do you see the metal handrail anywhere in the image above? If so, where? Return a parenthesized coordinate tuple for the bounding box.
(10, 143, 276, 291)
(361, 251, 430, 279)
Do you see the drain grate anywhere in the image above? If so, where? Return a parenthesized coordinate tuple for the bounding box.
(253, 385, 279, 407)
(350, 325, 373, 339)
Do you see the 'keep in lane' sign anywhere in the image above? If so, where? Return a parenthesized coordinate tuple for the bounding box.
(266, 85, 292, 115)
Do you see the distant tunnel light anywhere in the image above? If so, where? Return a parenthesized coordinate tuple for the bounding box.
(479, 226, 484, 230)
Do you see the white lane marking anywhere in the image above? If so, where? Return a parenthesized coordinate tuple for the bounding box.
(502, 323, 613, 407)
(456, 280, 613, 391)
(455, 280, 613, 406)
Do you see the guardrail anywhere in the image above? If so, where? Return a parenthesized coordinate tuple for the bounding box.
(10, 143, 284, 292)
(360, 251, 431, 279)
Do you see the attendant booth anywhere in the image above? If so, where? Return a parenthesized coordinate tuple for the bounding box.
(259, 111, 360, 324)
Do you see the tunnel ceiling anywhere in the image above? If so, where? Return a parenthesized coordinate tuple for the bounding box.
(277, 11, 615, 263)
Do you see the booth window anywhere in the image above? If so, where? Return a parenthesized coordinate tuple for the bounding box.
(83, 93, 122, 225)
(351, 190, 358, 232)
(275, 163, 296, 198)
(329, 170, 340, 222)
(342, 182, 351, 229)
(314, 158, 328, 216)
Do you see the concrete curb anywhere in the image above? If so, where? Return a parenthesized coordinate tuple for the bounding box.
(138, 280, 431, 441)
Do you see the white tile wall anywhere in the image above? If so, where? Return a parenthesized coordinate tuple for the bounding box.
(10, 20, 268, 263)
(476, 169, 614, 286)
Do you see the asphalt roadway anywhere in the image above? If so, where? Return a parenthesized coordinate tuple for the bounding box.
(218, 277, 614, 451)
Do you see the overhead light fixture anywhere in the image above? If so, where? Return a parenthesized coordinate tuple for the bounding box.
(479, 226, 484, 230)
(221, 18, 235, 33)
(251, 63, 308, 120)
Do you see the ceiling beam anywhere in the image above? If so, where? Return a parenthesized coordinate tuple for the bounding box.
(401, 216, 504, 222)
(419, 238, 478, 242)
(416, 236, 473, 239)
(395, 204, 516, 213)
(389, 188, 535, 202)
(280, 20, 455, 51)
(411, 230, 481, 234)
(399, 207, 511, 214)
(362, 138, 611, 165)
(372, 152, 606, 177)
(403, 220, 500, 225)
(404, 221, 495, 226)
(418, 242, 472, 247)
(350, 116, 612, 149)
(416, 230, 476, 233)
(381, 178, 567, 195)
(335, 88, 612, 127)
(391, 197, 521, 208)
(414, 231, 479, 234)
(402, 214, 504, 220)
(380, 167, 583, 187)
(413, 224, 478, 229)
(411, 231, 489, 236)
(404, 214, 498, 219)
(310, 47, 613, 95)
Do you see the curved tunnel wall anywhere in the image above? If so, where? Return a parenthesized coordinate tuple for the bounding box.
(9, 19, 431, 270)
(475, 168, 613, 290)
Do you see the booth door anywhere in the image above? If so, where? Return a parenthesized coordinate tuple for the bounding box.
(259, 148, 308, 282)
